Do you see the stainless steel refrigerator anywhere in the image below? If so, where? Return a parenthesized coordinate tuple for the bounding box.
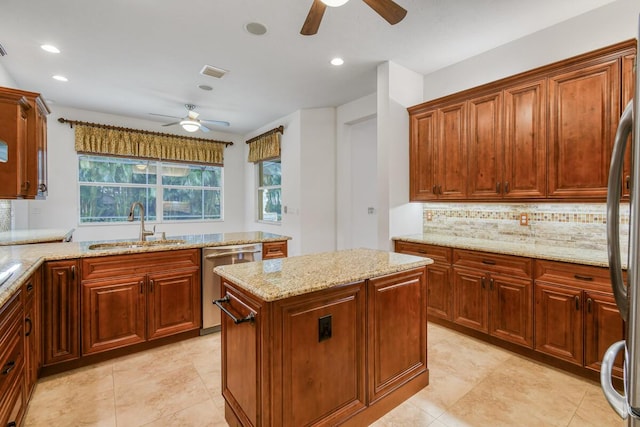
(603, 17, 640, 426)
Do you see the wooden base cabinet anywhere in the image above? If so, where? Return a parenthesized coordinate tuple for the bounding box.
(534, 260, 625, 377)
(81, 249, 200, 355)
(23, 269, 41, 398)
(221, 267, 428, 427)
(0, 291, 26, 427)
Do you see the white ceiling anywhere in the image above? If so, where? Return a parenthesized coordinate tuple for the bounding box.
(0, 0, 617, 135)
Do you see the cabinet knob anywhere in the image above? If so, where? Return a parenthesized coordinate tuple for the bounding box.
(575, 296, 580, 311)
(489, 278, 494, 291)
(587, 298, 593, 313)
(481, 276, 486, 289)
(1, 360, 15, 375)
(139, 281, 144, 294)
(39, 183, 48, 192)
(496, 182, 501, 194)
(149, 279, 154, 292)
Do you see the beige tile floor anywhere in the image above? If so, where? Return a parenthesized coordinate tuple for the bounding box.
(24, 323, 624, 427)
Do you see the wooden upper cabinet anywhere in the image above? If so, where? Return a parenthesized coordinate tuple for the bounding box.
(548, 58, 620, 199)
(467, 91, 503, 199)
(437, 101, 467, 199)
(503, 79, 547, 199)
(622, 52, 635, 199)
(409, 110, 437, 200)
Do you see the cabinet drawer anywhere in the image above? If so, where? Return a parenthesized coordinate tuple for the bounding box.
(453, 249, 532, 278)
(0, 292, 21, 337)
(394, 241, 452, 264)
(535, 259, 612, 292)
(0, 363, 26, 427)
(82, 249, 199, 280)
(263, 241, 288, 260)
(0, 316, 24, 399)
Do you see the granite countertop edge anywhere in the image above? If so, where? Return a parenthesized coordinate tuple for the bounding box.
(0, 232, 292, 308)
(392, 234, 620, 269)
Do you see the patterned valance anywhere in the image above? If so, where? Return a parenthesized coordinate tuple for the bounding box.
(63, 119, 232, 165)
(246, 126, 284, 163)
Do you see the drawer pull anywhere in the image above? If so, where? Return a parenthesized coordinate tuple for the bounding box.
(214, 295, 255, 325)
(1, 360, 15, 375)
(418, 249, 427, 254)
(482, 259, 496, 265)
(574, 274, 593, 281)
(71, 265, 76, 280)
(25, 317, 33, 337)
(26, 282, 33, 292)
(8, 422, 17, 427)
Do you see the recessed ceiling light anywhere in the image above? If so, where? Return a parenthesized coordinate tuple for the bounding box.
(52, 75, 68, 82)
(321, 0, 350, 6)
(330, 57, 344, 66)
(245, 22, 267, 36)
(198, 84, 213, 91)
(41, 44, 60, 53)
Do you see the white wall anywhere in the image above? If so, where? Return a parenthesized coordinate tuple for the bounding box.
(21, 105, 246, 241)
(423, 0, 640, 101)
(0, 62, 17, 88)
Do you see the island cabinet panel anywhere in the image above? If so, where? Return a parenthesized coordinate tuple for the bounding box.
(0, 291, 26, 427)
(367, 269, 427, 404)
(547, 58, 620, 199)
(277, 282, 366, 426)
(394, 241, 453, 320)
(81, 275, 146, 355)
(262, 241, 288, 260)
(43, 260, 80, 366)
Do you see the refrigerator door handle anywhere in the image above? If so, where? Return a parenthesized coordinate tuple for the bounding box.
(607, 101, 633, 321)
(601, 340, 628, 419)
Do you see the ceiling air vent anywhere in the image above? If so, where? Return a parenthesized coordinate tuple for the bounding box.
(0, 44, 7, 56)
(200, 65, 228, 79)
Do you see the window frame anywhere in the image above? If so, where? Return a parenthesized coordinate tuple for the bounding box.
(77, 154, 223, 225)
(256, 158, 282, 224)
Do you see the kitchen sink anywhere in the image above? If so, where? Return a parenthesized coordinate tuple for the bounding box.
(87, 239, 186, 250)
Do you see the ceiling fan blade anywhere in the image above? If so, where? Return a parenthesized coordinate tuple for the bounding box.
(301, 0, 326, 36)
(201, 119, 231, 127)
(161, 121, 181, 127)
(150, 113, 183, 120)
(362, 0, 407, 25)
(199, 124, 211, 133)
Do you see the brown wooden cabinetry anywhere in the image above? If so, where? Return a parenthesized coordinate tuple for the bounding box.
(0, 86, 49, 199)
(622, 51, 636, 199)
(43, 260, 80, 366)
(81, 249, 200, 355)
(452, 249, 533, 348)
(0, 291, 26, 427)
(23, 269, 41, 398)
(394, 241, 452, 320)
(262, 240, 288, 260)
(534, 260, 624, 377)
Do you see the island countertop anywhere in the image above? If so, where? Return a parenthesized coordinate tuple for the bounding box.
(214, 248, 433, 302)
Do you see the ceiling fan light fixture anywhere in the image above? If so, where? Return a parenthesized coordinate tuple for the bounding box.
(321, 0, 349, 6)
(180, 120, 200, 132)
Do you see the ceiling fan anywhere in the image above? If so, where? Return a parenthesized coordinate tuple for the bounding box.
(301, 0, 407, 36)
(150, 104, 230, 133)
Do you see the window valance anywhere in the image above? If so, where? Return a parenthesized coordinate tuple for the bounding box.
(59, 118, 232, 165)
(246, 125, 284, 163)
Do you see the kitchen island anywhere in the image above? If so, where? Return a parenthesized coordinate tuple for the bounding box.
(214, 248, 432, 427)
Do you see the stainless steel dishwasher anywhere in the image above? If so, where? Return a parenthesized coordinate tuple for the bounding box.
(201, 244, 262, 334)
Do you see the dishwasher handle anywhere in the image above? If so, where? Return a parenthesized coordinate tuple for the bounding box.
(205, 249, 262, 259)
(214, 295, 256, 324)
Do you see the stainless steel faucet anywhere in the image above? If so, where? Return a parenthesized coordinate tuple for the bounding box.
(128, 202, 154, 241)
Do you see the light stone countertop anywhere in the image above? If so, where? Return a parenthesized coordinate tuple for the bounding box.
(214, 248, 433, 302)
(393, 233, 624, 269)
(0, 228, 75, 246)
(0, 231, 291, 308)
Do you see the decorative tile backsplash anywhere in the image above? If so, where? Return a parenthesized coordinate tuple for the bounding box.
(422, 203, 629, 251)
(0, 201, 10, 232)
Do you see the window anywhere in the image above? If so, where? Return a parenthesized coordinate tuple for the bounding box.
(78, 155, 222, 223)
(257, 159, 281, 222)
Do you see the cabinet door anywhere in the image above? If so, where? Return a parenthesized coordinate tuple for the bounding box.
(436, 102, 467, 199)
(584, 291, 625, 378)
(81, 276, 146, 355)
(548, 58, 620, 199)
(43, 260, 80, 366)
(368, 268, 427, 404)
(452, 267, 488, 333)
(0, 94, 29, 198)
(279, 282, 366, 426)
(409, 109, 438, 201)
(467, 91, 503, 199)
(489, 274, 533, 348)
(147, 268, 200, 340)
(262, 240, 288, 259)
(534, 282, 583, 365)
(503, 79, 547, 199)
(427, 263, 452, 320)
(622, 52, 635, 199)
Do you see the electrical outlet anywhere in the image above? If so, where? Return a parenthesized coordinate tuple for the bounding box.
(426, 211, 433, 221)
(318, 315, 332, 342)
(519, 213, 529, 226)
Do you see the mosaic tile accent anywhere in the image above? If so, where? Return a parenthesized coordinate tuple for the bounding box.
(422, 203, 628, 252)
(0, 201, 10, 232)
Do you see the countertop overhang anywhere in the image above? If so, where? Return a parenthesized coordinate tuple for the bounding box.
(214, 248, 433, 302)
(0, 231, 291, 307)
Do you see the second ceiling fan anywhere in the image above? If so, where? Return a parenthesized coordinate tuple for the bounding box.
(301, 0, 407, 36)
